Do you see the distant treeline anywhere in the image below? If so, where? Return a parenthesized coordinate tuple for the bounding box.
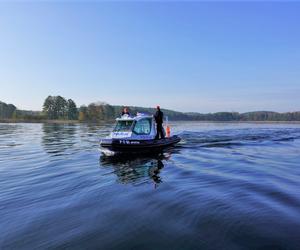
(184, 111, 300, 121)
(1, 97, 300, 122)
(0, 101, 16, 119)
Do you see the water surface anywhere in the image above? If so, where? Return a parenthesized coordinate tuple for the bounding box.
(1, 122, 300, 249)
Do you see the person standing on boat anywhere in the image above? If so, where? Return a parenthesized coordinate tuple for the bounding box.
(154, 106, 165, 140)
(121, 107, 131, 117)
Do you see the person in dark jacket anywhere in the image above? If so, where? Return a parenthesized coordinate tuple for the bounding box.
(121, 107, 130, 116)
(154, 106, 165, 139)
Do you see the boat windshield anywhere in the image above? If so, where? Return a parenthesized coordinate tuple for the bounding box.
(133, 118, 152, 135)
(113, 120, 134, 132)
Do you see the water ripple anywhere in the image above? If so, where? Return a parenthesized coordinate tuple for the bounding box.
(1, 122, 300, 249)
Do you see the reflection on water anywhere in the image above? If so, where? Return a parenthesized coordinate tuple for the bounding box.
(0, 124, 27, 149)
(100, 152, 171, 188)
(42, 123, 77, 155)
(0, 123, 20, 136)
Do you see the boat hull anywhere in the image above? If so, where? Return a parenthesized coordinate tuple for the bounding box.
(100, 135, 181, 154)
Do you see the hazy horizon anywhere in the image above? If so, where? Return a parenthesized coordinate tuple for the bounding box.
(0, 2, 299, 113)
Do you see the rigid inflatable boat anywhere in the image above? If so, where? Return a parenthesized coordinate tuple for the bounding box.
(100, 113, 180, 156)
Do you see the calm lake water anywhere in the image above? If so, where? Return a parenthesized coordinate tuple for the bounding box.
(1, 122, 300, 250)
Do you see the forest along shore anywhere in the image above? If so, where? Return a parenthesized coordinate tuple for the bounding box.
(1, 96, 300, 123)
(1, 119, 300, 124)
(0, 119, 80, 124)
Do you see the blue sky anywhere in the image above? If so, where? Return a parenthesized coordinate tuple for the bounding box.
(0, 2, 299, 112)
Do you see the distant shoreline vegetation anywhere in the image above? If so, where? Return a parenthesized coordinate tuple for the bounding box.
(1, 96, 300, 122)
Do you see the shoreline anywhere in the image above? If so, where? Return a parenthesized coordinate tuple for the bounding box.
(1, 119, 300, 124)
(171, 120, 300, 124)
(0, 119, 80, 124)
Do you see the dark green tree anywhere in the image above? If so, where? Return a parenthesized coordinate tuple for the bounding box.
(55, 96, 68, 119)
(67, 99, 78, 120)
(0, 101, 16, 118)
(43, 96, 56, 119)
(43, 95, 68, 120)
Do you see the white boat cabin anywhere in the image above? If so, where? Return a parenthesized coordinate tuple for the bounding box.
(109, 113, 157, 140)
